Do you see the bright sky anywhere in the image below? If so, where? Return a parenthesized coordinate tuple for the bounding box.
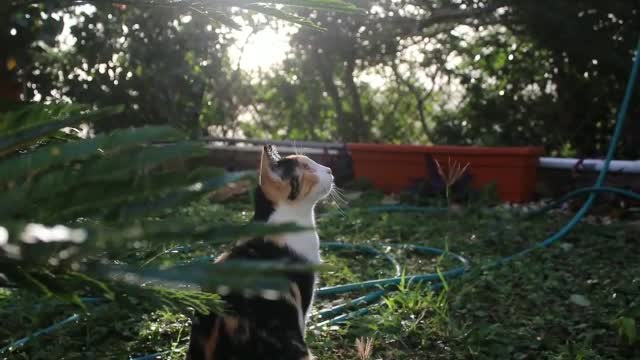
(228, 24, 295, 72)
(57, 7, 468, 91)
(58, 7, 294, 73)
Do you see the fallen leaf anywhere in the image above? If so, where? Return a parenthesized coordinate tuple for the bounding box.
(569, 294, 591, 307)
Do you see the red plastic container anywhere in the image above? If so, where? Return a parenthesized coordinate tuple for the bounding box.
(347, 143, 544, 203)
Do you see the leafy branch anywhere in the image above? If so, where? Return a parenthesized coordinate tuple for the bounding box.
(7, 0, 364, 30)
(0, 103, 307, 314)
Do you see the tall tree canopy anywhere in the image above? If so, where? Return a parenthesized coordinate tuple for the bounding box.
(4, 0, 639, 156)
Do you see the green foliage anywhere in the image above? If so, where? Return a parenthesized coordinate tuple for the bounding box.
(5, 1, 639, 156)
(3, 0, 360, 136)
(434, 4, 640, 158)
(243, 0, 639, 157)
(0, 104, 119, 156)
(2, 188, 640, 358)
(612, 317, 637, 346)
(312, 204, 640, 360)
(0, 103, 308, 320)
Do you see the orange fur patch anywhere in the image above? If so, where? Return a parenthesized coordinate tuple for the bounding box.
(260, 175, 290, 204)
(222, 316, 239, 336)
(299, 171, 319, 199)
(203, 318, 221, 360)
(259, 150, 291, 204)
(260, 153, 320, 205)
(226, 316, 250, 342)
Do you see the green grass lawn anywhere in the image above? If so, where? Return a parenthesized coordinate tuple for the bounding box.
(1, 194, 639, 359)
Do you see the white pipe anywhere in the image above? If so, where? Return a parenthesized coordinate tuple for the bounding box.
(205, 144, 341, 155)
(204, 137, 344, 149)
(539, 157, 640, 174)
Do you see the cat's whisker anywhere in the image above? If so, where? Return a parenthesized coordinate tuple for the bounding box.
(332, 193, 348, 207)
(329, 191, 346, 207)
(331, 186, 348, 197)
(293, 141, 300, 156)
(328, 190, 337, 204)
(329, 193, 347, 217)
(330, 183, 342, 193)
(328, 187, 349, 219)
(326, 185, 343, 204)
(330, 185, 349, 205)
(333, 191, 348, 203)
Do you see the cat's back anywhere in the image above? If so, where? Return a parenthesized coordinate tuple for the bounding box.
(187, 238, 314, 360)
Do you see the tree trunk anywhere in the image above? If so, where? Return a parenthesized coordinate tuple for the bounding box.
(343, 54, 369, 141)
(315, 54, 349, 141)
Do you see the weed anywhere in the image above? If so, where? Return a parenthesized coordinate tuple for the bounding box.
(355, 337, 374, 360)
(434, 158, 470, 206)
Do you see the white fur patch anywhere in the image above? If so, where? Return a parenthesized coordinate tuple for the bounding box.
(267, 157, 333, 264)
(268, 203, 321, 264)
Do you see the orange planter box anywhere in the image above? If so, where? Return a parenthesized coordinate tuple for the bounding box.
(347, 143, 544, 203)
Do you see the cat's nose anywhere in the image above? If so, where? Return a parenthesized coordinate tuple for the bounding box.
(326, 168, 332, 175)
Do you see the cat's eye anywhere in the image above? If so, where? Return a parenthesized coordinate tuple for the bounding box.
(302, 163, 311, 170)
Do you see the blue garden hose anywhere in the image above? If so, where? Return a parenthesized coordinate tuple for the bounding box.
(312, 243, 469, 327)
(0, 314, 80, 352)
(530, 186, 640, 215)
(2, 38, 639, 359)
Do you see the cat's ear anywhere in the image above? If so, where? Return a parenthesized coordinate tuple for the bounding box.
(264, 144, 281, 162)
(259, 145, 280, 185)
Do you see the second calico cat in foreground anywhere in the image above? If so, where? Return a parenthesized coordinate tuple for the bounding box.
(187, 144, 334, 360)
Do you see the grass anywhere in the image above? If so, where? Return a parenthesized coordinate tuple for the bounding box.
(2, 192, 640, 359)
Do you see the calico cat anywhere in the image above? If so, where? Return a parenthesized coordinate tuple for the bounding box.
(187, 145, 334, 360)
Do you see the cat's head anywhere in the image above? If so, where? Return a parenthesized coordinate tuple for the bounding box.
(258, 145, 333, 206)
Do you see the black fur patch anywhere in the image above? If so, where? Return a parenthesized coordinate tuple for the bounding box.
(274, 158, 300, 201)
(288, 177, 300, 200)
(275, 158, 298, 179)
(187, 238, 315, 360)
(253, 186, 275, 222)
